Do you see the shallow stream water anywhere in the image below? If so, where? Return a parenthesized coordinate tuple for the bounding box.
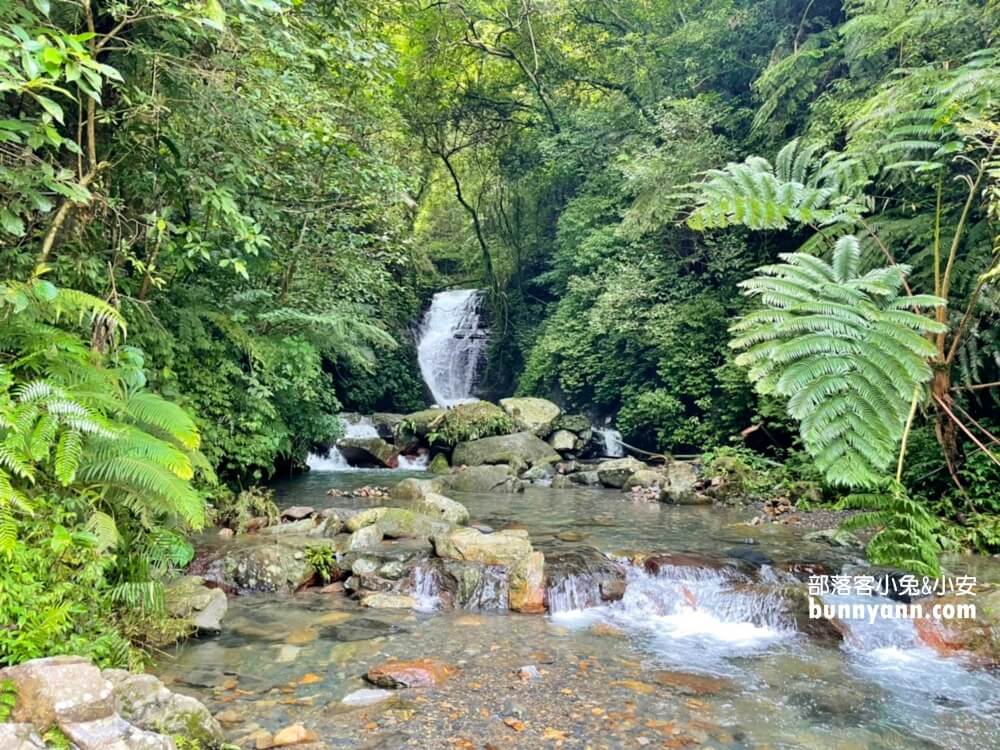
(158, 470, 1000, 749)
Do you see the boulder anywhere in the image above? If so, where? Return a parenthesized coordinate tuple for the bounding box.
(434, 527, 533, 567)
(200, 540, 316, 594)
(622, 469, 665, 492)
(280, 506, 315, 521)
(569, 470, 600, 486)
(452, 431, 560, 472)
(554, 413, 591, 434)
(521, 463, 555, 482)
(375, 508, 453, 541)
(258, 517, 321, 536)
(394, 408, 447, 450)
(915, 585, 1000, 666)
(411, 492, 470, 525)
(419, 559, 510, 610)
(596, 456, 647, 488)
(164, 575, 228, 634)
(509, 550, 546, 614)
(661, 461, 701, 503)
(499, 397, 561, 437)
(0, 724, 46, 749)
(336, 437, 399, 469)
(390, 477, 445, 501)
(60, 715, 175, 750)
(372, 412, 404, 440)
(347, 524, 384, 550)
(104, 670, 223, 746)
(0, 656, 114, 728)
(428, 453, 450, 474)
(346, 507, 390, 532)
(442, 464, 525, 493)
(366, 660, 457, 689)
(548, 429, 578, 453)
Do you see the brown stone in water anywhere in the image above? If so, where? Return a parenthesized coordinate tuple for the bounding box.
(651, 670, 732, 695)
(366, 659, 457, 689)
(258, 723, 317, 748)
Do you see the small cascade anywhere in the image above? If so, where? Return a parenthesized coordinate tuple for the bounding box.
(306, 416, 379, 472)
(545, 549, 628, 613)
(417, 289, 488, 407)
(595, 427, 624, 458)
(409, 562, 442, 612)
(551, 561, 794, 670)
(397, 452, 430, 471)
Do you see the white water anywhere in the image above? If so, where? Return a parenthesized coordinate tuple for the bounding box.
(594, 427, 624, 457)
(417, 289, 488, 407)
(306, 416, 380, 472)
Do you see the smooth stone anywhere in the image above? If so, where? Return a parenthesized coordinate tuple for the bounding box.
(341, 688, 395, 707)
(499, 397, 561, 437)
(410, 492, 470, 525)
(280, 506, 315, 521)
(359, 593, 417, 609)
(366, 659, 457, 688)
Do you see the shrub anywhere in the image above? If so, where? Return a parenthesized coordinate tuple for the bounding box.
(426, 402, 515, 446)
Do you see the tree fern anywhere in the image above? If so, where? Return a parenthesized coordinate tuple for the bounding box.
(686, 139, 873, 231)
(838, 480, 943, 576)
(730, 236, 945, 487)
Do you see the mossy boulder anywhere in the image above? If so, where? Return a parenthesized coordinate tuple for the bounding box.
(428, 452, 450, 474)
(499, 397, 561, 437)
(394, 408, 447, 450)
(554, 413, 591, 433)
(424, 401, 516, 446)
(452, 431, 560, 472)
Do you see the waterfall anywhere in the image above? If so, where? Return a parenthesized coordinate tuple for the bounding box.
(417, 289, 488, 407)
(595, 427, 625, 457)
(306, 416, 378, 472)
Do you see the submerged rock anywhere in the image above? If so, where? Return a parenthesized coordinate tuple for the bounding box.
(804, 528, 864, 550)
(915, 585, 1000, 666)
(366, 659, 457, 688)
(452, 431, 561, 472)
(341, 688, 396, 707)
(322, 618, 406, 642)
(499, 397, 561, 437)
(360, 592, 418, 609)
(165, 575, 228, 634)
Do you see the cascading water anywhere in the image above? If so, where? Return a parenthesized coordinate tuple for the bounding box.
(594, 427, 625, 458)
(417, 289, 488, 407)
(306, 416, 378, 472)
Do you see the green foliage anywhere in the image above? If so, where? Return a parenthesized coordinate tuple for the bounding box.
(212, 486, 278, 534)
(305, 544, 338, 584)
(730, 236, 945, 487)
(0, 678, 14, 722)
(838, 480, 944, 576)
(0, 280, 207, 666)
(686, 139, 871, 231)
(426, 402, 515, 447)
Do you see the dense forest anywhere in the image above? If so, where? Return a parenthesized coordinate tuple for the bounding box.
(1, 0, 999, 687)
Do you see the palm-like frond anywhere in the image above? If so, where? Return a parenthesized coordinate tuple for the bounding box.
(686, 139, 873, 231)
(732, 236, 945, 487)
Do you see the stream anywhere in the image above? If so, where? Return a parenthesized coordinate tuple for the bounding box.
(157, 469, 1000, 750)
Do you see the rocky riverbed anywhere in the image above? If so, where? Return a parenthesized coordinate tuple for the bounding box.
(142, 465, 1000, 750)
